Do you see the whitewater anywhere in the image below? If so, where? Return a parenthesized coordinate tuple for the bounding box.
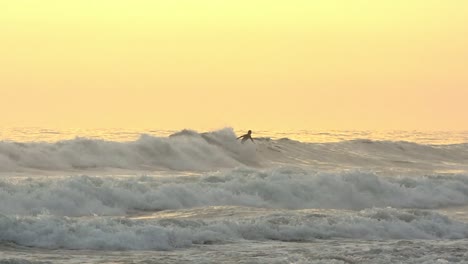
(1, 128, 468, 263)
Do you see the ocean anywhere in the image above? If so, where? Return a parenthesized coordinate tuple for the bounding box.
(1, 127, 468, 263)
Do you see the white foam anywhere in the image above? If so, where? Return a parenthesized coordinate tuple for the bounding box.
(1, 169, 468, 216)
(1, 208, 467, 250)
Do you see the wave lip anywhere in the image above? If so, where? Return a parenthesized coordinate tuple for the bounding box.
(1, 208, 467, 250)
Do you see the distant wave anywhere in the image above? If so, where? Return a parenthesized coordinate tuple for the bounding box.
(2, 169, 468, 216)
(1, 207, 467, 250)
(0, 128, 467, 172)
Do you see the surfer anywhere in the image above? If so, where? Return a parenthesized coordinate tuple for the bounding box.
(237, 130, 255, 144)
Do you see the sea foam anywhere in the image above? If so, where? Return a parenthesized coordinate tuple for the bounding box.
(1, 208, 467, 250)
(1, 168, 468, 216)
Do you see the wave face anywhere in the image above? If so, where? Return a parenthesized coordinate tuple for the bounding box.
(2, 169, 468, 216)
(0, 128, 467, 173)
(1, 208, 467, 250)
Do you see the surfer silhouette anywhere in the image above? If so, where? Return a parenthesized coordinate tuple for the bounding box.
(237, 130, 255, 144)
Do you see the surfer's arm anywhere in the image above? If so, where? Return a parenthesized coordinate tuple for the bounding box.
(250, 137, 255, 143)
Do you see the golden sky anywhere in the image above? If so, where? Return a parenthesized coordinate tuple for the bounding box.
(1, 1, 467, 130)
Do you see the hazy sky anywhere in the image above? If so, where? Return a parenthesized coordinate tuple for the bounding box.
(1, 1, 467, 130)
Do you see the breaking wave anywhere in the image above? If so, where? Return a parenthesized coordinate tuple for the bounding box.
(2, 168, 468, 216)
(0, 128, 257, 171)
(0, 128, 467, 172)
(1, 208, 467, 250)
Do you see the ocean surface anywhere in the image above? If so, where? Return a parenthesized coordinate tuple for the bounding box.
(1, 128, 468, 263)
